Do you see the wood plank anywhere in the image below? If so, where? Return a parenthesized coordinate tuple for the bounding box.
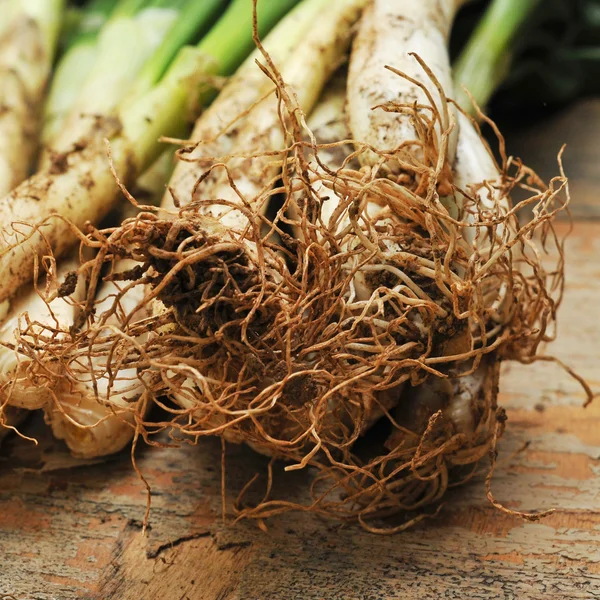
(0, 218, 598, 600)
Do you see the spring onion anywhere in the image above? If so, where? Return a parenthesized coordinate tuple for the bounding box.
(159, 0, 368, 454)
(347, 0, 464, 172)
(0, 0, 64, 195)
(0, 258, 84, 410)
(43, 149, 176, 458)
(42, 0, 127, 146)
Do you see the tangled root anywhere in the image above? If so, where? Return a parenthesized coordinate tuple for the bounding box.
(13, 59, 585, 531)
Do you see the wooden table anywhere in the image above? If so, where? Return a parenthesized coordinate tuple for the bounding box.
(1, 101, 599, 600)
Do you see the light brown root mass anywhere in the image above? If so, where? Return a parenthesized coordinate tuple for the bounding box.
(12, 62, 588, 532)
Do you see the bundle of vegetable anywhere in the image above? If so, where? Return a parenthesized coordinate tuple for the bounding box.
(22, 0, 369, 458)
(0, 0, 300, 450)
(18, 0, 589, 531)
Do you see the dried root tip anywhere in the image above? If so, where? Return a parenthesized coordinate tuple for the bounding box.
(0, 404, 28, 442)
(0, 361, 60, 410)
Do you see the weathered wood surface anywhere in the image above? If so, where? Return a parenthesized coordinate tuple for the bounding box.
(1, 131, 600, 598)
(502, 98, 600, 220)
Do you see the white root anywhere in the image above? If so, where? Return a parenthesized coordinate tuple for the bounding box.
(382, 145, 502, 437)
(443, 363, 490, 435)
(453, 110, 507, 240)
(292, 75, 407, 432)
(385, 358, 497, 448)
(388, 96, 516, 439)
(347, 0, 464, 172)
(43, 151, 175, 458)
(344, 0, 510, 439)
(289, 71, 358, 231)
(162, 1, 368, 454)
(292, 74, 393, 302)
(0, 126, 134, 303)
(412, 111, 514, 437)
(344, 0, 466, 304)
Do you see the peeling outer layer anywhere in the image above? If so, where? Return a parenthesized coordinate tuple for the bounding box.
(0, 117, 137, 302)
(347, 0, 463, 177)
(0, 257, 85, 411)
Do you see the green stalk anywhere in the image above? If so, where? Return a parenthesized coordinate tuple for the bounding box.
(454, 0, 542, 114)
(124, 0, 225, 100)
(122, 0, 300, 171)
(44, 0, 227, 152)
(42, 0, 119, 145)
(197, 0, 300, 80)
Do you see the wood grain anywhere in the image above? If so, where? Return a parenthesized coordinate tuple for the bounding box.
(0, 218, 598, 600)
